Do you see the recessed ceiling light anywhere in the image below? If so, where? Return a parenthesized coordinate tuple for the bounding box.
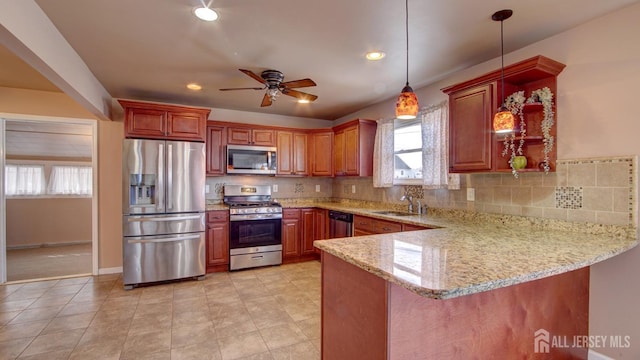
(297, 99, 310, 104)
(194, 7, 219, 21)
(366, 51, 386, 61)
(187, 83, 202, 91)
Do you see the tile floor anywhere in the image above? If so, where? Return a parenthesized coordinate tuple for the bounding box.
(6, 244, 92, 282)
(0, 261, 322, 360)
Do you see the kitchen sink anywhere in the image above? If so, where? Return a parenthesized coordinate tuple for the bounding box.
(372, 210, 414, 217)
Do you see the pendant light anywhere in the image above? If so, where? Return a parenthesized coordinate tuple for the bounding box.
(395, 0, 419, 120)
(492, 9, 514, 133)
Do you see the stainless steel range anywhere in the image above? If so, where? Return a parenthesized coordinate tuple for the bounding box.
(224, 185, 282, 271)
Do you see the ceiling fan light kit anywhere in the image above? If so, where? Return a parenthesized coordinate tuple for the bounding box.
(395, 0, 419, 120)
(492, 9, 515, 133)
(219, 69, 318, 107)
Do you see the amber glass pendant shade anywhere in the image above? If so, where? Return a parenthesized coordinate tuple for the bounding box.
(493, 108, 515, 133)
(396, 84, 419, 120)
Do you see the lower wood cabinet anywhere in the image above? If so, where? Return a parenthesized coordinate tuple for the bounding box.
(206, 210, 229, 273)
(354, 214, 431, 236)
(283, 207, 325, 263)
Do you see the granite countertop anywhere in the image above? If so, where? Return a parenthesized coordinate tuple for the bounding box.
(309, 201, 638, 300)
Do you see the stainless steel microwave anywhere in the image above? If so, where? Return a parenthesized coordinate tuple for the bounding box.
(226, 144, 277, 175)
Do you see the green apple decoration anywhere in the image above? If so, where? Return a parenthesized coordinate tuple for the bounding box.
(512, 156, 527, 170)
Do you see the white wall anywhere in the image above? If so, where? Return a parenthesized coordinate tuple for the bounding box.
(337, 3, 640, 358)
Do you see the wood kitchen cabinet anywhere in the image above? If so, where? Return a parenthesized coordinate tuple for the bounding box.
(332, 119, 377, 176)
(227, 127, 275, 146)
(119, 100, 210, 142)
(206, 125, 226, 176)
(442, 55, 565, 173)
(206, 210, 229, 273)
(309, 130, 333, 176)
(282, 209, 301, 260)
(283, 208, 324, 263)
(353, 214, 430, 236)
(276, 130, 308, 176)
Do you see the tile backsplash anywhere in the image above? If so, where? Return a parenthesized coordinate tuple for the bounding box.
(208, 156, 636, 227)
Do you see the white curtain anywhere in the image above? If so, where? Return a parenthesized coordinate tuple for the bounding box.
(47, 166, 93, 195)
(4, 165, 46, 195)
(421, 101, 460, 190)
(372, 118, 395, 188)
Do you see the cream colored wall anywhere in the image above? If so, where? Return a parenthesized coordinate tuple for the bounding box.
(6, 198, 91, 248)
(336, 3, 640, 357)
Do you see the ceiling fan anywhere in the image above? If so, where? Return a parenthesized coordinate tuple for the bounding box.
(220, 69, 318, 107)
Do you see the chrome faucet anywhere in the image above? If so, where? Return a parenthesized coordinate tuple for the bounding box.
(400, 195, 414, 213)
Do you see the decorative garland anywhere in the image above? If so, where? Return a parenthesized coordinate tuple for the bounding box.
(502, 87, 555, 177)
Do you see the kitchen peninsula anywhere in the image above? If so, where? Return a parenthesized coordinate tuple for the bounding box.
(313, 207, 637, 359)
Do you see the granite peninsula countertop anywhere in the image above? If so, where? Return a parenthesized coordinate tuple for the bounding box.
(304, 200, 638, 300)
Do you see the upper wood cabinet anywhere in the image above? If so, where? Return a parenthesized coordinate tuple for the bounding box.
(206, 125, 226, 176)
(119, 100, 209, 142)
(227, 127, 275, 146)
(442, 55, 565, 174)
(309, 130, 334, 176)
(277, 130, 308, 176)
(332, 119, 377, 176)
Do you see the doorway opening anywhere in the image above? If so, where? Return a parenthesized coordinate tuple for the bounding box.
(1, 117, 97, 283)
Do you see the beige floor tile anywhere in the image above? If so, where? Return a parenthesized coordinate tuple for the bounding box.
(0, 337, 32, 359)
(8, 305, 63, 324)
(120, 348, 171, 360)
(41, 312, 95, 334)
(171, 341, 222, 360)
(0, 320, 48, 342)
(250, 309, 295, 330)
(129, 311, 173, 335)
(217, 331, 269, 360)
(19, 328, 83, 357)
(259, 323, 308, 351)
(296, 316, 321, 340)
(269, 341, 320, 360)
(26, 294, 73, 309)
(77, 328, 127, 348)
(121, 329, 171, 359)
(0, 310, 20, 326)
(57, 300, 102, 316)
(171, 321, 216, 348)
(235, 352, 274, 360)
(68, 339, 122, 360)
(17, 348, 73, 360)
(0, 299, 36, 313)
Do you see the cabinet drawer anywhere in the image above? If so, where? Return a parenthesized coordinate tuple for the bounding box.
(374, 219, 402, 234)
(283, 208, 301, 219)
(207, 210, 229, 223)
(353, 215, 375, 233)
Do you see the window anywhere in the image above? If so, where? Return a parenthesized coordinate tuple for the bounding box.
(393, 119, 422, 180)
(47, 166, 93, 196)
(4, 165, 46, 195)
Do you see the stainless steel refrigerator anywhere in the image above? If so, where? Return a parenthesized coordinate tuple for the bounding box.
(122, 139, 206, 289)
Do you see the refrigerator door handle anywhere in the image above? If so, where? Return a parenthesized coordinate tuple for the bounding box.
(127, 214, 203, 222)
(157, 143, 165, 212)
(127, 234, 202, 244)
(167, 143, 173, 211)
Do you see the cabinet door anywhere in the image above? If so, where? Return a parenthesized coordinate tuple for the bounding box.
(313, 208, 327, 254)
(252, 129, 276, 146)
(449, 83, 494, 172)
(301, 209, 316, 255)
(282, 209, 301, 258)
(310, 131, 333, 176)
(125, 107, 166, 139)
(343, 125, 360, 175)
(206, 211, 229, 270)
(333, 130, 345, 175)
(206, 126, 226, 175)
(292, 132, 308, 175)
(167, 111, 207, 142)
(227, 127, 252, 145)
(276, 131, 294, 175)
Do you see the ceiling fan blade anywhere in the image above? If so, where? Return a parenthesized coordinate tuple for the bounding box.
(219, 87, 265, 91)
(261, 93, 273, 107)
(239, 69, 267, 85)
(281, 88, 318, 102)
(280, 78, 316, 88)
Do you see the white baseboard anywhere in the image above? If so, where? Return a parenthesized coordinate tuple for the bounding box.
(588, 349, 615, 360)
(98, 266, 122, 275)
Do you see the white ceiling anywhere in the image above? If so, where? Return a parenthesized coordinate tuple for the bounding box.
(4, 0, 637, 159)
(0, 0, 628, 121)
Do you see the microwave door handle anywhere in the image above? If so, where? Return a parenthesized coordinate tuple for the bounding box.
(167, 143, 173, 211)
(157, 143, 165, 212)
(267, 151, 272, 170)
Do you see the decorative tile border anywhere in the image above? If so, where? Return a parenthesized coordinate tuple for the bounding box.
(555, 186, 583, 209)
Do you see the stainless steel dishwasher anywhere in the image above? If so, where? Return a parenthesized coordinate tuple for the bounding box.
(328, 210, 353, 238)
